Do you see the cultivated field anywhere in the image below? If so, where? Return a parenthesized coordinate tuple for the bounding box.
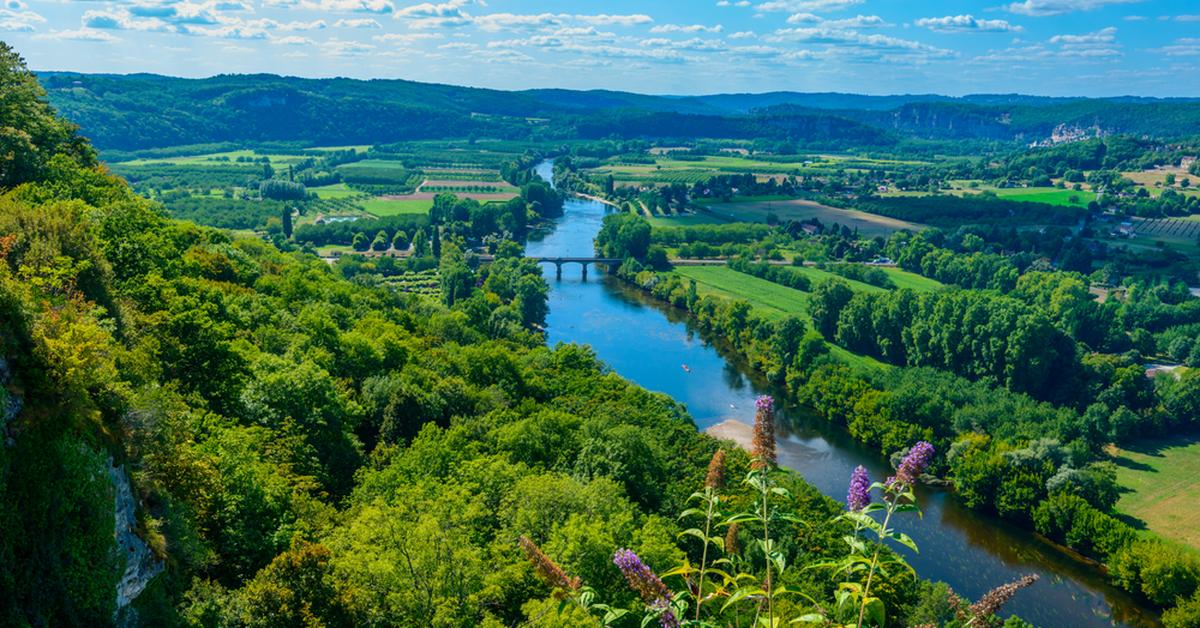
(359, 198, 434, 216)
(699, 198, 926, 237)
(673, 265, 892, 372)
(1109, 435, 1200, 551)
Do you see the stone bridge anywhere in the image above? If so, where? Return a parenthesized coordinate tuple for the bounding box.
(529, 257, 623, 279)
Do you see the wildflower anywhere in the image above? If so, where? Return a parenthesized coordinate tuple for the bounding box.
(725, 522, 740, 556)
(705, 449, 727, 489)
(894, 441, 935, 486)
(969, 574, 1039, 621)
(751, 395, 776, 469)
(613, 549, 679, 628)
(847, 465, 871, 512)
(519, 536, 580, 594)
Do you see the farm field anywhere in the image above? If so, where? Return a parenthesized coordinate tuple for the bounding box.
(674, 265, 885, 371)
(360, 198, 433, 216)
(119, 149, 310, 167)
(933, 182, 1098, 208)
(676, 265, 812, 319)
(878, 267, 945, 292)
(310, 183, 362, 199)
(1134, 215, 1200, 241)
(1109, 435, 1200, 552)
(699, 198, 926, 237)
(1121, 166, 1200, 198)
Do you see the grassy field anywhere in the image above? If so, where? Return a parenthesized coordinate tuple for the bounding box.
(310, 183, 362, 199)
(646, 213, 728, 228)
(360, 198, 432, 216)
(879, 267, 945, 291)
(698, 198, 926, 237)
(1109, 435, 1200, 551)
(677, 266, 812, 319)
(121, 149, 307, 167)
(673, 265, 887, 372)
(934, 182, 1098, 207)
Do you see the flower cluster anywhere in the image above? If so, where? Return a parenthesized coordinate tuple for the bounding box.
(847, 465, 871, 512)
(969, 574, 1040, 620)
(705, 449, 727, 489)
(614, 549, 678, 627)
(751, 395, 776, 469)
(725, 522, 740, 556)
(519, 536, 580, 595)
(894, 441, 935, 486)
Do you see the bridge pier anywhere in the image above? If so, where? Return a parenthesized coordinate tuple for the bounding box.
(581, 262, 588, 281)
(555, 261, 562, 279)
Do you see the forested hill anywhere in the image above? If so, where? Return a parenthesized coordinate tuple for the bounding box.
(37, 71, 1200, 151)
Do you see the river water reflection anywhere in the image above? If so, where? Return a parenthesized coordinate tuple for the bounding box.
(524, 161, 1154, 627)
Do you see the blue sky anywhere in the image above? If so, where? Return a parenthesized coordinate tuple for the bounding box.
(2, 0, 1198, 96)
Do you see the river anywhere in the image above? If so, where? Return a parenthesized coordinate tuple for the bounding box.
(525, 161, 1154, 627)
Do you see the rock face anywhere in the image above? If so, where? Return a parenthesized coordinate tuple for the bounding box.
(109, 463, 163, 617)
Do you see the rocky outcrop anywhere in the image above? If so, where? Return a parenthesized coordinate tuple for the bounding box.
(109, 462, 163, 618)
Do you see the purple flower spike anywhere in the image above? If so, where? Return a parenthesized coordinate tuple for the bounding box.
(895, 441, 935, 486)
(614, 549, 678, 628)
(755, 395, 775, 413)
(614, 549, 671, 603)
(847, 465, 871, 512)
(752, 395, 777, 469)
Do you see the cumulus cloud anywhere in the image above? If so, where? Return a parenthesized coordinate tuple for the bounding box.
(1002, 0, 1143, 17)
(334, 18, 381, 28)
(915, 15, 1023, 33)
(756, 0, 863, 13)
(268, 0, 394, 13)
(1049, 26, 1116, 44)
(787, 13, 889, 28)
(0, 3, 45, 32)
(650, 23, 723, 34)
(34, 27, 120, 42)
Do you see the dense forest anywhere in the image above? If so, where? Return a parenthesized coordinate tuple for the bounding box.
(36, 72, 1200, 152)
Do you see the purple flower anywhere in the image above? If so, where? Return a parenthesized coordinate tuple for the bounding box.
(752, 395, 776, 469)
(847, 465, 871, 512)
(613, 549, 678, 628)
(894, 441, 935, 486)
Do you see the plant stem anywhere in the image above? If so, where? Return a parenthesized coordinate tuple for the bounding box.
(695, 490, 716, 622)
(761, 472, 773, 624)
(856, 491, 899, 628)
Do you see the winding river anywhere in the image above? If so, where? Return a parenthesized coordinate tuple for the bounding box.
(525, 161, 1155, 627)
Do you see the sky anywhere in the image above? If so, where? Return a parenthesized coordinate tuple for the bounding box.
(1, 0, 1198, 96)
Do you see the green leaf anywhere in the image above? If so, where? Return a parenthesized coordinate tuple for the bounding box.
(864, 596, 886, 627)
(721, 585, 766, 611)
(888, 531, 919, 554)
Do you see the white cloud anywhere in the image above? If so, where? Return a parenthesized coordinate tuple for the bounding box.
(34, 27, 119, 42)
(574, 14, 653, 27)
(756, 0, 862, 13)
(320, 37, 375, 55)
(915, 15, 1023, 33)
(1176, 15, 1200, 22)
(650, 23, 723, 34)
(1049, 26, 1116, 44)
(334, 18, 381, 28)
(787, 13, 889, 28)
(271, 34, 312, 44)
(1157, 38, 1200, 56)
(268, 0, 394, 13)
(0, 4, 44, 32)
(372, 31, 441, 43)
(473, 12, 560, 31)
(1002, 0, 1142, 17)
(729, 30, 757, 39)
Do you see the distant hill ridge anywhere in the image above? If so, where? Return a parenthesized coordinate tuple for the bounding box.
(36, 71, 1200, 150)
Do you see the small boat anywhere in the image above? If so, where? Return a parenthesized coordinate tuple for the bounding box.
(681, 364, 691, 373)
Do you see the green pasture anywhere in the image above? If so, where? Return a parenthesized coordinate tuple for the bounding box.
(360, 198, 432, 217)
(1109, 434, 1200, 552)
